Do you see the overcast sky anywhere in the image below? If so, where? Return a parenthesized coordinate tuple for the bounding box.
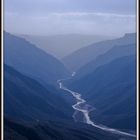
(4, 0, 136, 36)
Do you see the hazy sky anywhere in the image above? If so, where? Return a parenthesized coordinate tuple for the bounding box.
(4, 0, 136, 36)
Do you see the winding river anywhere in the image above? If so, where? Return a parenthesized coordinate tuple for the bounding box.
(57, 73, 136, 138)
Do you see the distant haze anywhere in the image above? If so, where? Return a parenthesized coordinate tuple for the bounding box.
(4, 0, 136, 37)
(20, 34, 114, 58)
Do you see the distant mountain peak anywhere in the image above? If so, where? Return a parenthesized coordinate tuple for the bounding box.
(123, 33, 136, 38)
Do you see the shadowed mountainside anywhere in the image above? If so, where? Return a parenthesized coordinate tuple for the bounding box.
(5, 118, 135, 140)
(4, 32, 70, 85)
(75, 43, 136, 79)
(4, 64, 73, 122)
(62, 33, 136, 71)
(67, 55, 136, 131)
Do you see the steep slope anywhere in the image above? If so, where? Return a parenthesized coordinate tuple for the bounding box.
(63, 33, 136, 71)
(5, 118, 135, 140)
(75, 43, 136, 79)
(4, 65, 135, 140)
(21, 34, 112, 58)
(4, 64, 73, 122)
(4, 32, 70, 85)
(68, 55, 136, 131)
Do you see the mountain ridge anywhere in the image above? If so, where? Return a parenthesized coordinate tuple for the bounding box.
(4, 31, 70, 85)
(62, 33, 136, 71)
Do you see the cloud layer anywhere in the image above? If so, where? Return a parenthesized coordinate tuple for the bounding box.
(4, 11, 136, 36)
(4, 0, 136, 36)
